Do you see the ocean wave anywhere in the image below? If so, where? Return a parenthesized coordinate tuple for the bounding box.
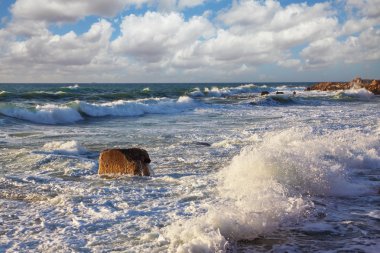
(0, 104, 83, 124)
(0, 90, 72, 100)
(189, 84, 265, 98)
(0, 90, 10, 96)
(249, 94, 296, 106)
(77, 96, 195, 117)
(335, 88, 375, 100)
(0, 96, 196, 124)
(20, 91, 68, 99)
(188, 88, 205, 97)
(63, 84, 80, 90)
(188, 84, 303, 99)
(41, 140, 88, 156)
(165, 128, 379, 251)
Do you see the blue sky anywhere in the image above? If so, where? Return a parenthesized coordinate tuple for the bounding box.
(0, 0, 379, 83)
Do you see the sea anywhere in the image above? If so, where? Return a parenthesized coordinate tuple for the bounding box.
(0, 83, 379, 252)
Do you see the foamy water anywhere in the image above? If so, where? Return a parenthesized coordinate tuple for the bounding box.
(0, 83, 379, 252)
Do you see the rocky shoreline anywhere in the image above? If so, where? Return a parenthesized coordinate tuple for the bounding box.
(306, 77, 380, 95)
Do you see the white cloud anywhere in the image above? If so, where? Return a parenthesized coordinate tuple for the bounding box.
(178, 0, 206, 9)
(0, 0, 379, 82)
(300, 37, 342, 68)
(218, 0, 281, 30)
(218, 1, 338, 43)
(301, 28, 380, 68)
(111, 12, 214, 63)
(342, 0, 380, 34)
(182, 0, 338, 70)
(345, 0, 380, 18)
(0, 19, 114, 82)
(277, 59, 301, 68)
(11, 0, 131, 23)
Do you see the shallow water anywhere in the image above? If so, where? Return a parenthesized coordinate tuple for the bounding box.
(0, 83, 379, 252)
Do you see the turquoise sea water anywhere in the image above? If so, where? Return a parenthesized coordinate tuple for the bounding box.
(0, 83, 379, 252)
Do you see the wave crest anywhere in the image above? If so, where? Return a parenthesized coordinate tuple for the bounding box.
(0, 104, 83, 124)
(78, 96, 195, 117)
(42, 140, 88, 155)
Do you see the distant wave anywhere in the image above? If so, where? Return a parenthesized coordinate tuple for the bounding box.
(0, 96, 196, 124)
(0, 90, 72, 100)
(189, 84, 266, 98)
(61, 84, 80, 90)
(187, 84, 302, 98)
(0, 90, 10, 97)
(77, 96, 195, 117)
(21, 91, 68, 99)
(249, 94, 297, 106)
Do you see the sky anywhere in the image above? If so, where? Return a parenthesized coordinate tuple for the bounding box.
(0, 0, 379, 83)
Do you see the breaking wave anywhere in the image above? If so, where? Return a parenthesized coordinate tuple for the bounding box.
(335, 88, 375, 100)
(0, 104, 83, 124)
(77, 96, 195, 117)
(41, 140, 88, 156)
(165, 128, 380, 251)
(0, 90, 10, 97)
(188, 84, 269, 98)
(59, 84, 80, 91)
(0, 96, 196, 124)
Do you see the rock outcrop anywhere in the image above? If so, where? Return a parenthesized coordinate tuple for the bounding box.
(367, 80, 380, 95)
(306, 77, 380, 95)
(98, 148, 151, 176)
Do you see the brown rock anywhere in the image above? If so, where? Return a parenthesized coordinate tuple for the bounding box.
(307, 81, 351, 91)
(306, 77, 380, 94)
(261, 91, 270, 96)
(366, 80, 380, 95)
(98, 148, 151, 176)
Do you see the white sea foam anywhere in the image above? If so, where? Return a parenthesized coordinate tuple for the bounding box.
(367, 210, 380, 219)
(222, 128, 379, 197)
(0, 97, 197, 124)
(28, 91, 67, 96)
(338, 88, 374, 99)
(188, 88, 205, 97)
(0, 104, 83, 124)
(78, 96, 195, 117)
(165, 128, 380, 251)
(198, 84, 258, 98)
(42, 140, 88, 155)
(67, 84, 80, 89)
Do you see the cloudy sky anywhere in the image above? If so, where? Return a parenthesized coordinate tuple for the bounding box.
(0, 0, 379, 83)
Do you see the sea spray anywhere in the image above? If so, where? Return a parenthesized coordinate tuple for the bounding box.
(335, 88, 375, 100)
(165, 127, 380, 251)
